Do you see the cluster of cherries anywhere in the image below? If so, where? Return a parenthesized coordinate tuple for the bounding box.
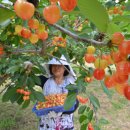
(84, 32, 130, 101)
(108, 5, 125, 15)
(16, 88, 31, 101)
(36, 93, 67, 110)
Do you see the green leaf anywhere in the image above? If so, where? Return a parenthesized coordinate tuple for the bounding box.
(78, 0, 109, 32)
(0, 7, 15, 24)
(89, 94, 100, 109)
(94, 125, 101, 130)
(99, 118, 110, 125)
(64, 91, 77, 110)
(32, 90, 45, 102)
(17, 95, 23, 105)
(32, 66, 42, 74)
(27, 77, 35, 88)
(78, 105, 87, 114)
(17, 75, 27, 87)
(106, 22, 121, 36)
(80, 123, 88, 130)
(6, 66, 20, 74)
(100, 80, 112, 98)
(22, 100, 30, 109)
(79, 115, 87, 123)
(112, 15, 130, 23)
(10, 93, 20, 103)
(31, 75, 41, 86)
(88, 110, 93, 121)
(2, 86, 17, 102)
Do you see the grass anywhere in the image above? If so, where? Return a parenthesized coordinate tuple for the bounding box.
(0, 80, 130, 130)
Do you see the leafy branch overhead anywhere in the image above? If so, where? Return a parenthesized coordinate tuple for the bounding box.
(0, 0, 130, 129)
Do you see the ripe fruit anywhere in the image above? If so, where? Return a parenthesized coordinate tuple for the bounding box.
(111, 51, 123, 63)
(102, 54, 113, 65)
(88, 122, 94, 130)
(43, 4, 61, 24)
(16, 89, 25, 94)
(0, 45, 4, 55)
(87, 45, 96, 54)
(23, 91, 31, 96)
(85, 54, 96, 63)
(124, 85, 130, 100)
(114, 73, 128, 84)
(116, 61, 129, 75)
(119, 40, 130, 57)
(14, 0, 35, 20)
(104, 76, 115, 88)
(113, 7, 119, 14)
(37, 31, 48, 41)
(21, 28, 31, 39)
(59, 0, 77, 12)
(84, 76, 94, 83)
(111, 32, 124, 45)
(28, 19, 39, 29)
(29, 34, 39, 44)
(23, 95, 30, 101)
(93, 68, 105, 80)
(77, 95, 88, 104)
(36, 94, 67, 110)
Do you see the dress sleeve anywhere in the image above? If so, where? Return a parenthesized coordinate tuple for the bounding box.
(37, 75, 48, 88)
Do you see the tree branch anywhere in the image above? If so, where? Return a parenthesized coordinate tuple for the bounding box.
(35, 11, 106, 46)
(53, 24, 105, 45)
(0, 3, 107, 46)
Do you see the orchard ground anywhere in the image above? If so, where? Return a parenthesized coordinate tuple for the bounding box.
(0, 80, 130, 130)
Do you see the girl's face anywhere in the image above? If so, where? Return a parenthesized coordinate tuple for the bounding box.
(51, 65, 65, 77)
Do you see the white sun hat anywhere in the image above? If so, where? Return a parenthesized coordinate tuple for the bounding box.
(44, 55, 76, 84)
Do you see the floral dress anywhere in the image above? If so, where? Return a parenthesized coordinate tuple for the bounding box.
(39, 77, 74, 130)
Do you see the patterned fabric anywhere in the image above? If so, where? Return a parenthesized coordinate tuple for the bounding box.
(39, 77, 75, 130)
(39, 112, 74, 130)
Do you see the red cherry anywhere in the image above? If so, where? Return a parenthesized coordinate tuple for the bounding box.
(93, 68, 105, 80)
(111, 32, 124, 45)
(85, 54, 96, 63)
(21, 28, 31, 39)
(124, 84, 130, 100)
(14, 0, 35, 20)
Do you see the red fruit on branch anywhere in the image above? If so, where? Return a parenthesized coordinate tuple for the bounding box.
(0, 45, 4, 51)
(43, 4, 61, 24)
(14, 0, 35, 20)
(93, 68, 105, 80)
(88, 122, 94, 130)
(59, 0, 77, 12)
(85, 54, 96, 63)
(104, 76, 115, 88)
(23, 95, 30, 101)
(116, 61, 129, 75)
(124, 84, 130, 100)
(37, 31, 48, 41)
(119, 40, 130, 57)
(21, 28, 31, 39)
(77, 95, 88, 104)
(111, 51, 123, 63)
(111, 32, 124, 45)
(28, 19, 39, 29)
